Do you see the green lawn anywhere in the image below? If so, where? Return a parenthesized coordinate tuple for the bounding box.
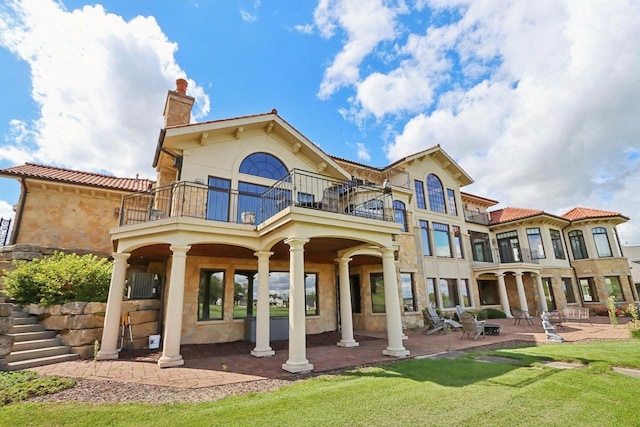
(3, 340, 640, 426)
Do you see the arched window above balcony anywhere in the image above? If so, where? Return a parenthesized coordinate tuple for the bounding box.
(239, 152, 288, 180)
(427, 174, 446, 214)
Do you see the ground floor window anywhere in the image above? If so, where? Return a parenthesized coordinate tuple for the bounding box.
(541, 277, 556, 311)
(578, 277, 598, 303)
(439, 278, 460, 308)
(562, 277, 576, 304)
(198, 270, 225, 321)
(233, 270, 257, 318)
(350, 274, 361, 313)
(268, 272, 319, 316)
(400, 273, 417, 312)
(426, 278, 437, 307)
(478, 280, 500, 305)
(370, 272, 385, 313)
(605, 276, 625, 302)
(460, 279, 471, 307)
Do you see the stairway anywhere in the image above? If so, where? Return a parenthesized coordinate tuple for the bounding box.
(5, 306, 80, 370)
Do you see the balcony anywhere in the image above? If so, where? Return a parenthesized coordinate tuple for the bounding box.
(119, 169, 395, 227)
(472, 247, 540, 266)
(464, 209, 490, 225)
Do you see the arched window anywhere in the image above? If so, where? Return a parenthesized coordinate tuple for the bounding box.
(239, 152, 288, 180)
(393, 200, 407, 232)
(427, 174, 446, 213)
(592, 227, 612, 257)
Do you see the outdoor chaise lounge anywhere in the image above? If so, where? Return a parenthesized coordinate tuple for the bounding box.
(423, 306, 462, 335)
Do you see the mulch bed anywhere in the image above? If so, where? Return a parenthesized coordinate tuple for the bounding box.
(119, 331, 380, 363)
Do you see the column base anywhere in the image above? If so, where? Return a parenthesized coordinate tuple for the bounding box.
(96, 349, 120, 360)
(337, 340, 359, 348)
(383, 347, 410, 358)
(282, 360, 314, 373)
(158, 354, 184, 368)
(251, 347, 275, 357)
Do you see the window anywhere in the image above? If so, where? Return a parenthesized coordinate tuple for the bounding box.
(433, 222, 452, 257)
(206, 177, 231, 221)
(427, 174, 446, 213)
(233, 270, 257, 318)
(239, 152, 287, 179)
(453, 226, 464, 259)
(569, 230, 588, 260)
(370, 273, 385, 313)
(266, 272, 318, 317)
(414, 180, 426, 209)
(238, 182, 269, 223)
(460, 279, 471, 307)
(497, 230, 521, 263)
(447, 189, 458, 216)
(550, 229, 565, 260)
(393, 200, 408, 232)
(541, 277, 556, 311)
(350, 275, 361, 314)
(478, 280, 499, 305)
(562, 277, 576, 304)
(592, 227, 613, 258)
(419, 220, 432, 256)
(198, 270, 225, 321)
(578, 277, 598, 302)
(470, 231, 492, 263)
(426, 278, 437, 307)
(526, 228, 545, 259)
(400, 273, 417, 312)
(605, 276, 625, 302)
(439, 278, 459, 308)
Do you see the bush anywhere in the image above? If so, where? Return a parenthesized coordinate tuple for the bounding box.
(478, 308, 507, 320)
(0, 371, 75, 406)
(3, 252, 113, 305)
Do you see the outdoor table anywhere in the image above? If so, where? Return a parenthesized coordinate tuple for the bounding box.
(483, 323, 501, 336)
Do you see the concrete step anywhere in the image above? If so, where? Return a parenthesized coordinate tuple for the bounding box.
(7, 345, 72, 363)
(11, 337, 62, 352)
(5, 353, 80, 371)
(10, 308, 30, 318)
(9, 330, 57, 342)
(12, 316, 38, 325)
(10, 323, 45, 334)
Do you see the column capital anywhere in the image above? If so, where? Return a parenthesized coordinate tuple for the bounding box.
(380, 246, 396, 258)
(111, 252, 131, 262)
(254, 250, 274, 259)
(170, 245, 191, 256)
(335, 256, 352, 266)
(284, 237, 309, 249)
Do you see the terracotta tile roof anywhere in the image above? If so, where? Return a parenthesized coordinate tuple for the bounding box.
(562, 207, 626, 221)
(0, 163, 154, 192)
(489, 207, 544, 224)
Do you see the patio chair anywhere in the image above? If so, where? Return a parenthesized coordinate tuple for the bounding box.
(423, 306, 462, 335)
(460, 312, 485, 341)
(455, 305, 466, 321)
(511, 307, 535, 326)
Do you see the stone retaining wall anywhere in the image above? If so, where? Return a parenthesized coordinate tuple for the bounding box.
(0, 303, 14, 369)
(26, 299, 161, 359)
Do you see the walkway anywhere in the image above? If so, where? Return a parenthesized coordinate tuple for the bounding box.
(29, 317, 630, 389)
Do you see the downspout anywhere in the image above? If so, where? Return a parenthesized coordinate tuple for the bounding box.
(9, 176, 27, 245)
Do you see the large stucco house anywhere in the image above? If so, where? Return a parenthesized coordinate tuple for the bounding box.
(1, 79, 635, 372)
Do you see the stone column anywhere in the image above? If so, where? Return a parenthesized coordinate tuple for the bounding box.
(158, 245, 190, 368)
(97, 252, 130, 360)
(497, 273, 512, 317)
(381, 247, 409, 357)
(536, 274, 549, 313)
(282, 238, 313, 373)
(515, 273, 530, 313)
(252, 251, 275, 357)
(336, 257, 358, 347)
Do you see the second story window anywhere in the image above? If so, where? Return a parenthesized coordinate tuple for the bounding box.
(470, 231, 492, 263)
(592, 227, 613, 258)
(568, 230, 588, 260)
(433, 222, 452, 257)
(550, 229, 565, 260)
(427, 174, 446, 214)
(414, 180, 426, 209)
(393, 200, 408, 232)
(447, 189, 458, 216)
(419, 220, 432, 256)
(526, 227, 545, 259)
(453, 226, 464, 259)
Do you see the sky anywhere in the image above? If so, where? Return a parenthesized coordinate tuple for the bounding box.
(0, 0, 639, 245)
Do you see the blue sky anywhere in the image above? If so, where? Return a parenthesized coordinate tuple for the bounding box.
(1, 0, 640, 245)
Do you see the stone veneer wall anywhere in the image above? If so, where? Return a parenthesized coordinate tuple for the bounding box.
(0, 303, 14, 369)
(25, 299, 160, 359)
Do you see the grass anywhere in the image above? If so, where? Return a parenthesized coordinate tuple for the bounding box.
(3, 340, 640, 426)
(0, 371, 74, 407)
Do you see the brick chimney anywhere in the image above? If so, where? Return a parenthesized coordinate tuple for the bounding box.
(163, 78, 195, 127)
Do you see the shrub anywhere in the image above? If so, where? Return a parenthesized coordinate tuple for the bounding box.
(478, 308, 507, 319)
(3, 252, 113, 305)
(0, 371, 75, 406)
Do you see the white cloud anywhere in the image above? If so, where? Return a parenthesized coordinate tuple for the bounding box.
(0, 0, 210, 179)
(355, 142, 371, 162)
(317, 0, 640, 244)
(0, 200, 15, 220)
(240, 0, 261, 22)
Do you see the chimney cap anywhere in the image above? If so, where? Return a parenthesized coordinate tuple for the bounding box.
(175, 78, 188, 95)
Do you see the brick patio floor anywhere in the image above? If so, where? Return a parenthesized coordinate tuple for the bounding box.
(29, 316, 630, 389)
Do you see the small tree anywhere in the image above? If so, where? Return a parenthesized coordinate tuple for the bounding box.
(3, 252, 113, 305)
